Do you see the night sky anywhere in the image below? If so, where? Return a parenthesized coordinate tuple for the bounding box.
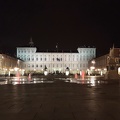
(0, 0, 120, 57)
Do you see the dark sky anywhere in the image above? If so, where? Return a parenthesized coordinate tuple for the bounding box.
(0, 0, 120, 57)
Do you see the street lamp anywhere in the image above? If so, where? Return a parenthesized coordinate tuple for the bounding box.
(65, 67, 69, 76)
(91, 60, 95, 66)
(44, 65, 48, 76)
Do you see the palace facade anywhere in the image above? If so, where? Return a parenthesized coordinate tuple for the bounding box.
(17, 45, 96, 74)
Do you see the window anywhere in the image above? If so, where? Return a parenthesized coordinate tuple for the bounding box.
(28, 64, 30, 67)
(83, 64, 85, 67)
(27, 58, 30, 61)
(80, 64, 82, 67)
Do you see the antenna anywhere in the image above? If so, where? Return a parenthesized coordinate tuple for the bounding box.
(56, 43, 58, 52)
(29, 37, 34, 47)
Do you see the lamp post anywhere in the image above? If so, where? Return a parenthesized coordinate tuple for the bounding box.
(91, 60, 95, 66)
(1, 56, 4, 74)
(91, 60, 95, 75)
(44, 65, 48, 76)
(65, 67, 70, 76)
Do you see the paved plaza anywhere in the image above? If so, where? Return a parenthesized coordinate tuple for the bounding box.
(0, 78, 120, 120)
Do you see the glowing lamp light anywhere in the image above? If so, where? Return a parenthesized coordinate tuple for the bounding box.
(104, 68, 107, 71)
(90, 66, 95, 70)
(14, 67, 19, 71)
(91, 60, 95, 64)
(44, 71, 48, 76)
(66, 71, 69, 76)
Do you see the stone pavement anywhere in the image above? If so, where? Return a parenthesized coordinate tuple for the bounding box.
(0, 80, 120, 120)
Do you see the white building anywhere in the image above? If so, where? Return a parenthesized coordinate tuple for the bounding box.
(17, 43, 96, 74)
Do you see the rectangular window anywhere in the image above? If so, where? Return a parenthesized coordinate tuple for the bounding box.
(28, 64, 30, 67)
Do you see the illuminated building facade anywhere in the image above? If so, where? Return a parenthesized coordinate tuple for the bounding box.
(17, 44, 96, 74)
(0, 54, 24, 75)
(88, 46, 120, 75)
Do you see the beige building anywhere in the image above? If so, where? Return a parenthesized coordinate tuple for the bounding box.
(0, 54, 24, 76)
(88, 46, 120, 75)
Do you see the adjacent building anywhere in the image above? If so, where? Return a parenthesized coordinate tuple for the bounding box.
(88, 45, 120, 75)
(0, 54, 24, 75)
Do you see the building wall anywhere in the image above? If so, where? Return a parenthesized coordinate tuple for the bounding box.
(88, 47, 120, 75)
(17, 47, 96, 73)
(0, 54, 24, 75)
